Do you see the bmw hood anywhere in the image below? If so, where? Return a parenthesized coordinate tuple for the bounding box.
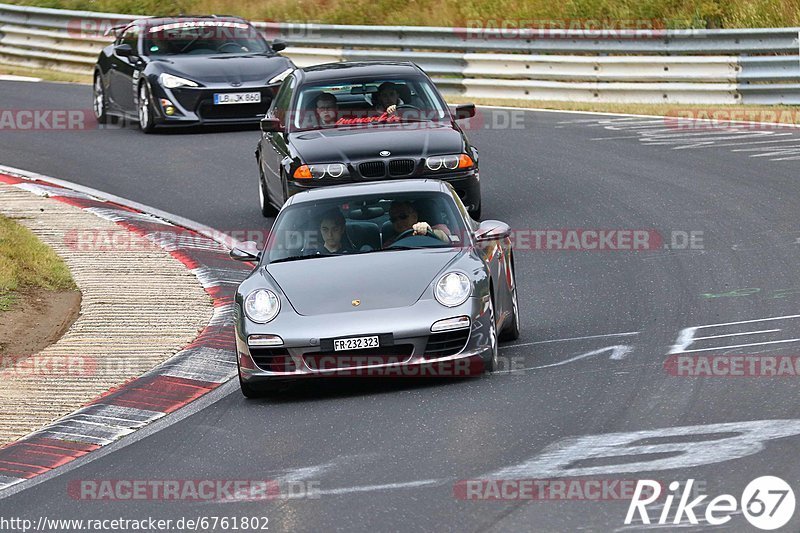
(289, 123, 465, 164)
(153, 54, 292, 85)
(266, 248, 463, 315)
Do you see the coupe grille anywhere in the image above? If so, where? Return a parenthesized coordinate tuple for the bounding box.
(388, 159, 415, 176)
(198, 102, 269, 120)
(424, 329, 470, 358)
(359, 161, 386, 178)
(250, 348, 295, 372)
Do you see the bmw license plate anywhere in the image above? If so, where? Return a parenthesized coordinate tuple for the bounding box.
(213, 92, 261, 105)
(333, 335, 380, 351)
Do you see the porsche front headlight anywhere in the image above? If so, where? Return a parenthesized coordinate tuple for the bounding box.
(434, 272, 471, 307)
(244, 289, 280, 323)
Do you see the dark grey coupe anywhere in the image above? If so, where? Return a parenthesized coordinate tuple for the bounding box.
(230, 179, 519, 397)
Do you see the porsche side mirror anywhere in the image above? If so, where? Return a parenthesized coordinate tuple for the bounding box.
(114, 44, 134, 57)
(475, 220, 511, 243)
(454, 103, 476, 120)
(230, 241, 262, 262)
(260, 117, 282, 133)
(271, 39, 287, 52)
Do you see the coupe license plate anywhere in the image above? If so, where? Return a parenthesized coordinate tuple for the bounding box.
(333, 336, 380, 351)
(213, 92, 261, 105)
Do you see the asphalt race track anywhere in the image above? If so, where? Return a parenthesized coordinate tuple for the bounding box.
(2, 79, 800, 531)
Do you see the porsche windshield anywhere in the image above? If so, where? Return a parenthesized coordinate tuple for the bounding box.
(291, 77, 448, 131)
(265, 191, 468, 263)
(144, 21, 269, 56)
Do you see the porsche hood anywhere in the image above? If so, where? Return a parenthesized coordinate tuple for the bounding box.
(265, 248, 463, 315)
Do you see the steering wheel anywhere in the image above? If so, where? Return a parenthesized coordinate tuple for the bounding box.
(217, 42, 244, 53)
(389, 226, 435, 245)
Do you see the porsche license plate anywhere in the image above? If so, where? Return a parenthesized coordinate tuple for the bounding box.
(213, 92, 261, 105)
(333, 336, 380, 351)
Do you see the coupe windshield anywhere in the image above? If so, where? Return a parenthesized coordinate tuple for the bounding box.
(264, 191, 468, 263)
(144, 21, 269, 56)
(291, 77, 448, 131)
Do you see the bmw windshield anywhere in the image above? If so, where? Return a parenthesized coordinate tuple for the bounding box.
(290, 77, 449, 132)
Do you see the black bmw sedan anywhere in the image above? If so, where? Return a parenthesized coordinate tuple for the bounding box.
(255, 62, 483, 218)
(93, 16, 295, 132)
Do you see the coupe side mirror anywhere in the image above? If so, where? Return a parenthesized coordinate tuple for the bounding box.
(475, 220, 511, 243)
(114, 44, 134, 57)
(271, 39, 287, 52)
(230, 240, 262, 262)
(260, 117, 282, 133)
(453, 103, 476, 120)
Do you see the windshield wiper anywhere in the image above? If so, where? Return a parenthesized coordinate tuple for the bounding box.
(269, 253, 330, 264)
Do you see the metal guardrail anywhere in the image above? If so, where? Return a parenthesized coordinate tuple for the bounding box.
(0, 2, 798, 104)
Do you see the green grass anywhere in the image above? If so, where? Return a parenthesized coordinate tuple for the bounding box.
(6, 0, 800, 28)
(0, 215, 76, 311)
(447, 96, 800, 124)
(0, 62, 92, 84)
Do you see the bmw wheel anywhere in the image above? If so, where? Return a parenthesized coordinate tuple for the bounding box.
(259, 170, 278, 217)
(138, 83, 155, 133)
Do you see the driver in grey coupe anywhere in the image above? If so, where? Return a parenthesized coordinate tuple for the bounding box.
(230, 179, 519, 397)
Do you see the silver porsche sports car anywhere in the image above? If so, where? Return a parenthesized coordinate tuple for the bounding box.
(230, 179, 519, 397)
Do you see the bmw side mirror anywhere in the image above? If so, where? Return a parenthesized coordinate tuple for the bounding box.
(260, 117, 282, 133)
(475, 220, 510, 243)
(114, 44, 134, 57)
(230, 241, 262, 262)
(453, 104, 476, 120)
(271, 39, 287, 52)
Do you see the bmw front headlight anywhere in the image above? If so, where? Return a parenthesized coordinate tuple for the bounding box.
(244, 289, 280, 323)
(434, 272, 471, 307)
(159, 73, 199, 89)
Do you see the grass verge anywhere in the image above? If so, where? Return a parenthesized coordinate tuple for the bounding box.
(0, 214, 77, 312)
(447, 96, 800, 125)
(6, 0, 800, 28)
(0, 62, 92, 84)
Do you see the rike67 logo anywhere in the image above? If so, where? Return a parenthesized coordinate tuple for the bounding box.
(626, 476, 795, 530)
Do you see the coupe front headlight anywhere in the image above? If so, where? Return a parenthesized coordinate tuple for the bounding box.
(159, 73, 199, 89)
(244, 289, 280, 323)
(434, 272, 471, 307)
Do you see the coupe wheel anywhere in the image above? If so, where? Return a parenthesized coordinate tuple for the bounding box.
(469, 203, 482, 220)
(92, 74, 108, 124)
(138, 83, 155, 133)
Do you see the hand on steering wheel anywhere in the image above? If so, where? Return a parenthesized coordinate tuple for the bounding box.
(391, 224, 435, 245)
